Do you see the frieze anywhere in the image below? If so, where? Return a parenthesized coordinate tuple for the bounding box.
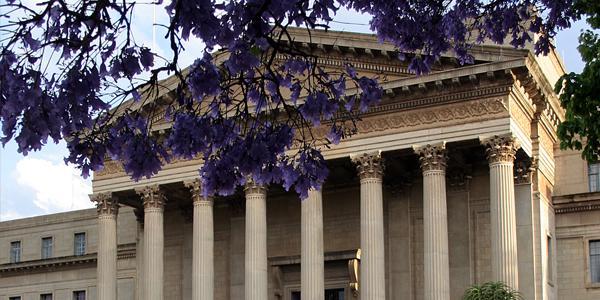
(361, 98, 506, 133)
(509, 100, 532, 138)
(95, 91, 509, 179)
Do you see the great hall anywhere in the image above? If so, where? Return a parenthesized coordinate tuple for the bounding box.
(1, 29, 600, 300)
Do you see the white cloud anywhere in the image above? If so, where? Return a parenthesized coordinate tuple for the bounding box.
(0, 209, 27, 222)
(14, 158, 93, 214)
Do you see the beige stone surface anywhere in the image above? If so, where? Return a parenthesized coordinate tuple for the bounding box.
(4, 28, 597, 300)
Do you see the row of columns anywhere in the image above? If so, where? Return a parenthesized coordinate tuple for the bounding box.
(93, 134, 521, 300)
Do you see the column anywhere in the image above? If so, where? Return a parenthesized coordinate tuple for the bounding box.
(351, 151, 386, 300)
(481, 135, 520, 289)
(136, 185, 165, 300)
(415, 143, 450, 300)
(185, 179, 214, 300)
(244, 180, 267, 300)
(91, 193, 119, 300)
(301, 189, 324, 299)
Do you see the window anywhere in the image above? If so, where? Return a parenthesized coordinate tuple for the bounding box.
(590, 240, 600, 283)
(291, 288, 345, 300)
(10, 241, 21, 263)
(41, 237, 53, 259)
(74, 233, 86, 256)
(325, 288, 345, 300)
(40, 294, 52, 300)
(72, 291, 85, 300)
(590, 163, 600, 192)
(9, 297, 21, 300)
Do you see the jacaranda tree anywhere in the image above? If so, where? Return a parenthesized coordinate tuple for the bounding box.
(0, 0, 577, 198)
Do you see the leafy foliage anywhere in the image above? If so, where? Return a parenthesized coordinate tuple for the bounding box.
(0, 0, 577, 198)
(555, 0, 600, 162)
(462, 282, 522, 300)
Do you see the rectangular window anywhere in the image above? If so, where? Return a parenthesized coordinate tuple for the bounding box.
(591, 240, 600, 283)
(40, 294, 52, 300)
(9, 297, 21, 300)
(291, 288, 345, 300)
(74, 233, 86, 256)
(10, 241, 21, 263)
(590, 163, 600, 192)
(72, 291, 85, 300)
(41, 237, 53, 259)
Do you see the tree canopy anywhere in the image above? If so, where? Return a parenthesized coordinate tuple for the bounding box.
(0, 0, 578, 198)
(555, 0, 600, 163)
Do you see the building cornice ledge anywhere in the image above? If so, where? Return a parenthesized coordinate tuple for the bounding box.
(0, 243, 136, 275)
(553, 192, 600, 214)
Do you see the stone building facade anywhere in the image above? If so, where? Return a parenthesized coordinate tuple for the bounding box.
(1, 29, 600, 300)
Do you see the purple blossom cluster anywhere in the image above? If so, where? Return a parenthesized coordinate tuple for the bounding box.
(0, 0, 577, 198)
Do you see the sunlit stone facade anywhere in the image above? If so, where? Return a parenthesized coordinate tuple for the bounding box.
(2, 29, 600, 300)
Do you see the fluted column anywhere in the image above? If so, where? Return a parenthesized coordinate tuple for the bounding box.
(415, 143, 450, 300)
(185, 179, 214, 300)
(301, 188, 324, 299)
(91, 193, 119, 300)
(351, 151, 386, 300)
(136, 185, 165, 300)
(481, 135, 520, 289)
(244, 180, 267, 300)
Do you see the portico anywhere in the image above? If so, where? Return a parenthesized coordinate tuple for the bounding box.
(90, 29, 562, 300)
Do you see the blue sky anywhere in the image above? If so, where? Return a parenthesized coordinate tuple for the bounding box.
(0, 5, 592, 221)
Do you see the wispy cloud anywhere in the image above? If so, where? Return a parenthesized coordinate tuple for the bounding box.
(14, 157, 93, 214)
(0, 209, 27, 222)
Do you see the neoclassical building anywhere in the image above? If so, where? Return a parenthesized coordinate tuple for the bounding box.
(1, 29, 600, 300)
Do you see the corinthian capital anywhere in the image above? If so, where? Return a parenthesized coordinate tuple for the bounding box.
(184, 178, 213, 205)
(135, 185, 165, 209)
(90, 192, 119, 216)
(351, 151, 384, 180)
(414, 142, 447, 172)
(480, 135, 520, 164)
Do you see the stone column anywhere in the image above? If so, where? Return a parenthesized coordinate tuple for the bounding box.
(351, 151, 386, 300)
(301, 188, 324, 299)
(185, 179, 214, 300)
(481, 135, 520, 289)
(415, 143, 450, 300)
(136, 185, 165, 300)
(244, 180, 267, 300)
(91, 193, 119, 300)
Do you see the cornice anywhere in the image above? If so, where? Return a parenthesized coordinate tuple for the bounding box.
(0, 244, 136, 275)
(554, 192, 600, 214)
(0, 209, 96, 232)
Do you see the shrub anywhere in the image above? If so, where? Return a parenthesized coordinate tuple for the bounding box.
(463, 281, 522, 300)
